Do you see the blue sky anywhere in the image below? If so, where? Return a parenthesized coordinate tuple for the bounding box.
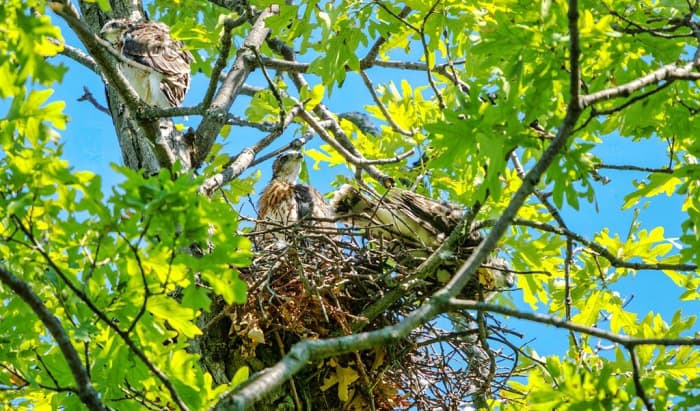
(37, 9, 700, 362)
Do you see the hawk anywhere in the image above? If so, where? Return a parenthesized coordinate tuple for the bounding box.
(100, 19, 193, 108)
(331, 184, 514, 299)
(255, 151, 336, 245)
(330, 184, 469, 249)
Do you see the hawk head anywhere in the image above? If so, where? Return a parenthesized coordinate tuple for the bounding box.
(272, 151, 303, 183)
(100, 19, 132, 46)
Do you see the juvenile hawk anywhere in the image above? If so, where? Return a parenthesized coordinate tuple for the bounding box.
(331, 184, 514, 299)
(100, 19, 193, 108)
(330, 184, 469, 249)
(255, 151, 336, 244)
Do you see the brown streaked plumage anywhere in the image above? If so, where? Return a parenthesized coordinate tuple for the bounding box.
(100, 19, 193, 108)
(255, 151, 335, 244)
(331, 184, 514, 298)
(330, 184, 467, 249)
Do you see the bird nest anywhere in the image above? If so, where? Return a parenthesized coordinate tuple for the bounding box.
(207, 221, 518, 410)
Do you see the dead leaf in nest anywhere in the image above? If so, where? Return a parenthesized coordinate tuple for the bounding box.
(247, 325, 265, 344)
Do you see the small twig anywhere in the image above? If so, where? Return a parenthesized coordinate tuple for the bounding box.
(77, 86, 109, 114)
(594, 164, 672, 174)
(417, 0, 446, 109)
(358, 70, 413, 136)
(629, 347, 655, 411)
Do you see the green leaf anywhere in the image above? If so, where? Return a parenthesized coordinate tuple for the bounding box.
(148, 295, 202, 338)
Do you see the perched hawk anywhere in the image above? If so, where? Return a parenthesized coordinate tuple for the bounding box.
(255, 151, 336, 245)
(330, 184, 470, 249)
(331, 184, 514, 299)
(100, 19, 193, 108)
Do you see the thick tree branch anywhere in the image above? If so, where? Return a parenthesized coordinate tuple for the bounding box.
(51, 38, 99, 73)
(192, 6, 279, 169)
(434, 0, 583, 302)
(0, 264, 107, 411)
(201, 15, 248, 109)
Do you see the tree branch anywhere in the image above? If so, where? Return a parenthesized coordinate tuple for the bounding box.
(51, 38, 99, 73)
(433, 0, 584, 302)
(581, 61, 700, 108)
(0, 264, 107, 411)
(296, 106, 396, 186)
(510, 218, 697, 272)
(359, 70, 413, 136)
(447, 299, 700, 347)
(192, 5, 279, 169)
(199, 107, 301, 196)
(77, 86, 110, 114)
(201, 15, 248, 109)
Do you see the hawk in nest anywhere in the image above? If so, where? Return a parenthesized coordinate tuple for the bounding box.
(100, 19, 193, 108)
(255, 151, 336, 245)
(331, 184, 514, 299)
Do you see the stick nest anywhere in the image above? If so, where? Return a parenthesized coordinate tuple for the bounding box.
(214, 222, 519, 410)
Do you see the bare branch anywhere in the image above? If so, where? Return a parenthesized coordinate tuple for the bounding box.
(77, 86, 109, 114)
(201, 15, 248, 109)
(359, 70, 413, 136)
(51, 38, 99, 73)
(510, 218, 697, 272)
(199, 107, 301, 196)
(448, 300, 700, 347)
(0, 264, 107, 411)
(296, 106, 396, 186)
(594, 164, 673, 174)
(192, 6, 280, 168)
(581, 61, 700, 108)
(629, 347, 655, 411)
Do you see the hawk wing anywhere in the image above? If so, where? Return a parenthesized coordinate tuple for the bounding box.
(331, 185, 465, 248)
(121, 21, 193, 107)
